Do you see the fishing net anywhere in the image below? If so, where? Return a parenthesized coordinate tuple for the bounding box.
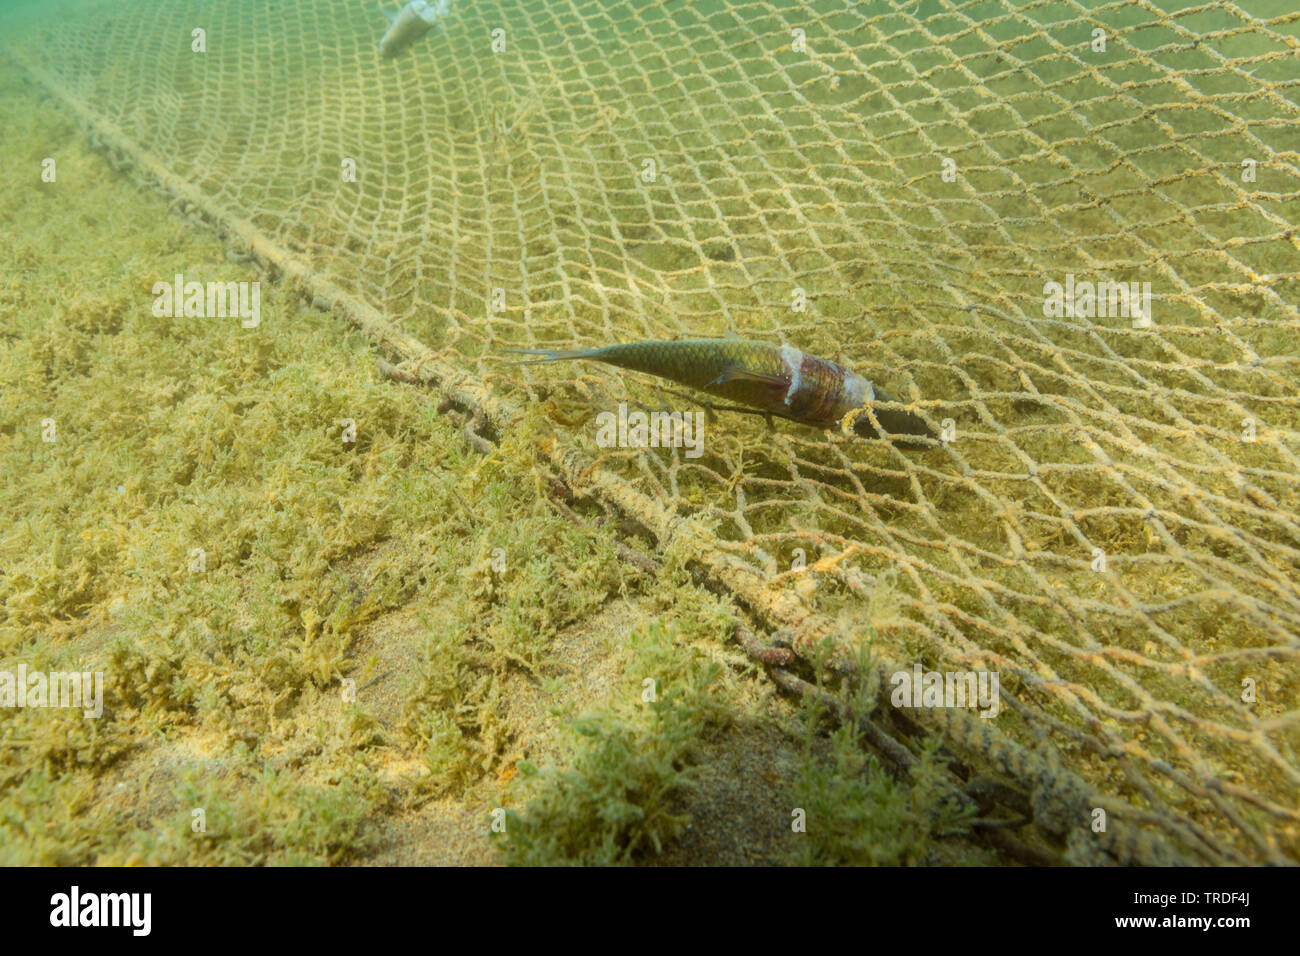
(4, 0, 1297, 864)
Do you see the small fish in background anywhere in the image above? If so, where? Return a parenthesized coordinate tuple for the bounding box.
(379, 0, 452, 58)
(505, 338, 936, 441)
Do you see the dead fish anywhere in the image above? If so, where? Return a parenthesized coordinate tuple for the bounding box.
(379, 0, 451, 58)
(505, 338, 935, 440)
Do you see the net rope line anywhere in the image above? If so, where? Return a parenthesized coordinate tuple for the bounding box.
(4, 0, 1298, 863)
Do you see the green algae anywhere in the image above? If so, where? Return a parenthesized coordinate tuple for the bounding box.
(0, 57, 1004, 868)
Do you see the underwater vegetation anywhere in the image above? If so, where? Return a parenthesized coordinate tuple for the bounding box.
(3, 0, 1295, 869)
(0, 64, 996, 865)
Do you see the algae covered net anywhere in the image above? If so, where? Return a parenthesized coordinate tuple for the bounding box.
(4, 0, 1298, 864)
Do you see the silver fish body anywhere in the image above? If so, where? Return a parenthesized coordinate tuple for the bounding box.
(506, 338, 934, 440)
(380, 0, 450, 58)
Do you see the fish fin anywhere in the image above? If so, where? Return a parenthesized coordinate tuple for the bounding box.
(502, 347, 602, 365)
(706, 367, 785, 389)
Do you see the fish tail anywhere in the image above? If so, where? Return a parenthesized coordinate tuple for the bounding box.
(501, 347, 607, 365)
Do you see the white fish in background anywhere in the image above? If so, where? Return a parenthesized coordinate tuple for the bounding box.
(379, 0, 452, 58)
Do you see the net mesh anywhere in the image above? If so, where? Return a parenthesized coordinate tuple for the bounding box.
(5, 0, 1298, 863)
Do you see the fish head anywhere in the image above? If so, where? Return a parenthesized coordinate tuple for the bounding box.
(852, 407, 937, 443)
(850, 383, 937, 442)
